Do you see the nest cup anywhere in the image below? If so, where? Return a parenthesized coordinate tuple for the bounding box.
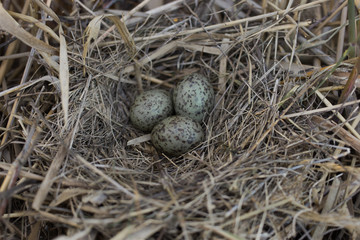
(1, 0, 360, 239)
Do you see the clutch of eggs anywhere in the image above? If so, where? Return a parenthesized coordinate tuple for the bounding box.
(129, 73, 214, 156)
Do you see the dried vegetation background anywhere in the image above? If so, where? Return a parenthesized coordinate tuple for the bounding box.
(1, 0, 360, 239)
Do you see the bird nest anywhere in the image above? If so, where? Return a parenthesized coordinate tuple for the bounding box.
(1, 0, 360, 239)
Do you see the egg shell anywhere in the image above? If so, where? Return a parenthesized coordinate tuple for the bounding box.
(130, 89, 174, 132)
(151, 116, 205, 156)
(173, 73, 215, 122)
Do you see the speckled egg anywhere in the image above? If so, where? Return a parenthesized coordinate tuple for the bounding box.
(151, 116, 204, 156)
(173, 73, 215, 122)
(130, 89, 174, 132)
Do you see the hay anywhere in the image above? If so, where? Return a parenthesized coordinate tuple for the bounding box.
(1, 0, 360, 239)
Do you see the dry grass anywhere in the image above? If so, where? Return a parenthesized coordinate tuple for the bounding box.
(1, 0, 360, 239)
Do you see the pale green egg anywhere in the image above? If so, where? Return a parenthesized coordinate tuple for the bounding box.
(130, 89, 173, 132)
(151, 116, 204, 156)
(173, 73, 215, 122)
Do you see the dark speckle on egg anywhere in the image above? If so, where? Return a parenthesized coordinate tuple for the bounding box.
(151, 116, 204, 156)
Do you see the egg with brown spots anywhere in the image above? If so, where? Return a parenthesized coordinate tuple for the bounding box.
(173, 73, 215, 122)
(130, 89, 173, 132)
(151, 116, 204, 156)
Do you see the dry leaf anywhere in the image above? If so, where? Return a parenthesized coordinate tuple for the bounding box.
(32, 0, 61, 24)
(49, 188, 89, 207)
(0, 3, 56, 54)
(82, 15, 103, 74)
(59, 25, 70, 126)
(127, 134, 151, 146)
(108, 16, 137, 57)
(30, 0, 69, 125)
(8, 10, 60, 42)
(0, 75, 60, 98)
(337, 56, 360, 104)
